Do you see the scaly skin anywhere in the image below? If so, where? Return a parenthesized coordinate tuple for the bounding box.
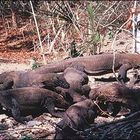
(89, 83, 140, 116)
(63, 67, 89, 87)
(0, 87, 70, 123)
(0, 71, 69, 90)
(56, 67, 90, 104)
(33, 53, 140, 74)
(55, 99, 98, 139)
(32, 53, 140, 82)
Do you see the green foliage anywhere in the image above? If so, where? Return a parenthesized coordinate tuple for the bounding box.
(86, 32, 99, 54)
(30, 58, 40, 70)
(108, 31, 113, 39)
(93, 32, 101, 44)
(87, 3, 95, 26)
(86, 3, 101, 54)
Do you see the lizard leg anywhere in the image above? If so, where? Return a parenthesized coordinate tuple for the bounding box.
(11, 98, 32, 124)
(130, 70, 140, 85)
(118, 63, 132, 83)
(2, 79, 14, 90)
(55, 87, 69, 98)
(55, 119, 77, 140)
(0, 77, 14, 90)
(87, 109, 98, 124)
(54, 74, 70, 89)
(55, 121, 64, 139)
(44, 97, 64, 118)
(81, 84, 91, 97)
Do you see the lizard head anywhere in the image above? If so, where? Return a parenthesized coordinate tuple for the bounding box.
(55, 94, 70, 108)
(53, 74, 70, 89)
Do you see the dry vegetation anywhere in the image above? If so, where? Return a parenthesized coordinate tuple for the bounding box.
(0, 1, 138, 63)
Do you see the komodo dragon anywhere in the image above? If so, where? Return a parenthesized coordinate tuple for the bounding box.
(56, 85, 90, 104)
(54, 99, 98, 139)
(56, 67, 91, 103)
(89, 83, 140, 116)
(63, 67, 89, 90)
(32, 53, 140, 83)
(0, 71, 69, 90)
(0, 87, 70, 123)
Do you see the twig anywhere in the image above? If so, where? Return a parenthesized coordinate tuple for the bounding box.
(104, 13, 123, 28)
(30, 0, 46, 65)
(49, 26, 63, 53)
(86, 111, 140, 132)
(118, 28, 140, 43)
(105, 1, 122, 24)
(95, 1, 118, 31)
(66, 2, 84, 41)
(93, 101, 114, 118)
(46, 2, 56, 35)
(111, 15, 133, 81)
(132, 1, 137, 53)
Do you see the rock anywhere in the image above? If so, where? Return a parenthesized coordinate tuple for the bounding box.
(33, 129, 55, 139)
(35, 115, 46, 122)
(5, 119, 15, 128)
(0, 114, 8, 121)
(95, 116, 114, 125)
(16, 125, 26, 130)
(27, 121, 42, 127)
(43, 113, 52, 117)
(12, 133, 20, 139)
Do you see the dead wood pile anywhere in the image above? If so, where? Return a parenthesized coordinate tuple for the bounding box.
(78, 111, 140, 139)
